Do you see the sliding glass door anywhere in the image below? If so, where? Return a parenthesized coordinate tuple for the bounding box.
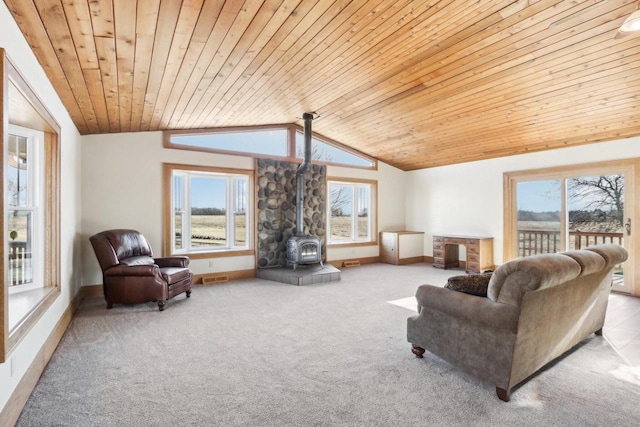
(516, 179, 562, 256)
(505, 162, 634, 294)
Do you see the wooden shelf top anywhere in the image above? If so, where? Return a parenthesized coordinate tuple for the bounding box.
(381, 231, 425, 235)
(434, 234, 493, 240)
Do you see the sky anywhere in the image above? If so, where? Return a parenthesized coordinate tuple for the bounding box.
(191, 177, 226, 208)
(176, 130, 372, 209)
(517, 175, 624, 213)
(517, 180, 561, 212)
(173, 129, 288, 157)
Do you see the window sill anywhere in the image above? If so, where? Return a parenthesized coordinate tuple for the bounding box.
(173, 249, 254, 259)
(327, 241, 378, 249)
(8, 286, 59, 353)
(8, 286, 50, 331)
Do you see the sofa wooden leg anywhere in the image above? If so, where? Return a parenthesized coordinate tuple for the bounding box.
(595, 328, 603, 336)
(411, 344, 425, 358)
(496, 387, 510, 402)
(186, 290, 192, 298)
(107, 302, 113, 309)
(158, 300, 166, 311)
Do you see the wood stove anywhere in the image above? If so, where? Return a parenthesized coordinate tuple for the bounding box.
(287, 235, 323, 270)
(286, 112, 323, 270)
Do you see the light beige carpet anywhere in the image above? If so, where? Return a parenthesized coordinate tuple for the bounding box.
(17, 263, 640, 426)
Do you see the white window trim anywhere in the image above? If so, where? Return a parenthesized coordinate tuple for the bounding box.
(169, 167, 252, 255)
(7, 124, 44, 294)
(327, 179, 377, 245)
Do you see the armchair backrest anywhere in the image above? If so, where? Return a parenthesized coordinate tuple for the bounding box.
(90, 229, 154, 272)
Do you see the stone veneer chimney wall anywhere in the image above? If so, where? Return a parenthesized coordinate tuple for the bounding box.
(256, 158, 326, 267)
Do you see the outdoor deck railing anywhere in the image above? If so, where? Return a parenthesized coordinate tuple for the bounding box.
(518, 229, 624, 257)
(8, 241, 31, 287)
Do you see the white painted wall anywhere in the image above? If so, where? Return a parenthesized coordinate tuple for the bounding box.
(81, 132, 407, 284)
(406, 137, 640, 265)
(0, 0, 82, 414)
(80, 132, 255, 285)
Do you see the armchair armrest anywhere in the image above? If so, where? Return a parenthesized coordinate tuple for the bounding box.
(154, 256, 190, 268)
(415, 285, 520, 333)
(105, 264, 161, 277)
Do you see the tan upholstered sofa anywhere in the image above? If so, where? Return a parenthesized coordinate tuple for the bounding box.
(407, 244, 628, 401)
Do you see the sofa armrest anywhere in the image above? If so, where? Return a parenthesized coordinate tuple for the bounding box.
(105, 264, 160, 277)
(154, 256, 190, 268)
(416, 285, 520, 333)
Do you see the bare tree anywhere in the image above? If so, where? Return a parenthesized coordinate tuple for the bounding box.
(296, 139, 333, 163)
(299, 140, 348, 215)
(568, 174, 624, 228)
(330, 186, 350, 216)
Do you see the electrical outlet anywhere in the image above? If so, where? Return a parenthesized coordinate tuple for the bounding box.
(208, 260, 214, 268)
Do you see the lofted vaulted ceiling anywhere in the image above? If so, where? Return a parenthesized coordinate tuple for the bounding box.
(4, 0, 640, 170)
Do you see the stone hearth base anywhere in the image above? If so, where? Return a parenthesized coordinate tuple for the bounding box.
(256, 264, 341, 286)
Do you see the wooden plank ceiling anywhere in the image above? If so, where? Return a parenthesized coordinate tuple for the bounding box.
(4, 0, 640, 170)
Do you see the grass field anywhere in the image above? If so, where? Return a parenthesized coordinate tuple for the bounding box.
(176, 214, 246, 247)
(175, 214, 368, 246)
(7, 214, 29, 243)
(330, 216, 369, 241)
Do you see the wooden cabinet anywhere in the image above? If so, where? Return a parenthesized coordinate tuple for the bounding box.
(380, 231, 425, 265)
(432, 235, 493, 274)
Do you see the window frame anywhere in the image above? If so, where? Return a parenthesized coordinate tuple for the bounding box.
(293, 128, 376, 169)
(163, 124, 378, 170)
(163, 163, 254, 259)
(504, 159, 637, 261)
(1, 50, 61, 363)
(7, 124, 45, 294)
(326, 177, 378, 248)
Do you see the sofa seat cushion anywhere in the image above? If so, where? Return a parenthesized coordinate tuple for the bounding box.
(160, 267, 191, 284)
(445, 273, 492, 297)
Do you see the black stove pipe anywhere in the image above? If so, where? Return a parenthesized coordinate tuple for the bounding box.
(296, 113, 314, 236)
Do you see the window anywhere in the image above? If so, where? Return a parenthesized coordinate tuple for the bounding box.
(294, 131, 375, 168)
(1, 50, 61, 363)
(164, 164, 252, 257)
(168, 127, 289, 158)
(164, 125, 377, 170)
(6, 126, 45, 293)
(504, 159, 637, 295)
(327, 179, 377, 245)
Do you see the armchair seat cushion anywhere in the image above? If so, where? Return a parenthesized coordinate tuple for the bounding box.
(120, 256, 155, 266)
(160, 267, 191, 284)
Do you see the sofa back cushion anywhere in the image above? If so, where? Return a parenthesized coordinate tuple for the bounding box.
(560, 250, 605, 276)
(487, 253, 581, 306)
(586, 244, 628, 269)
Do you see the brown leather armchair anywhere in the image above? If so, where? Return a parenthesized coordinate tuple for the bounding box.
(90, 229, 192, 311)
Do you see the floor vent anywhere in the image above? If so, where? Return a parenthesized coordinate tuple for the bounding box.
(202, 274, 229, 285)
(343, 260, 361, 268)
